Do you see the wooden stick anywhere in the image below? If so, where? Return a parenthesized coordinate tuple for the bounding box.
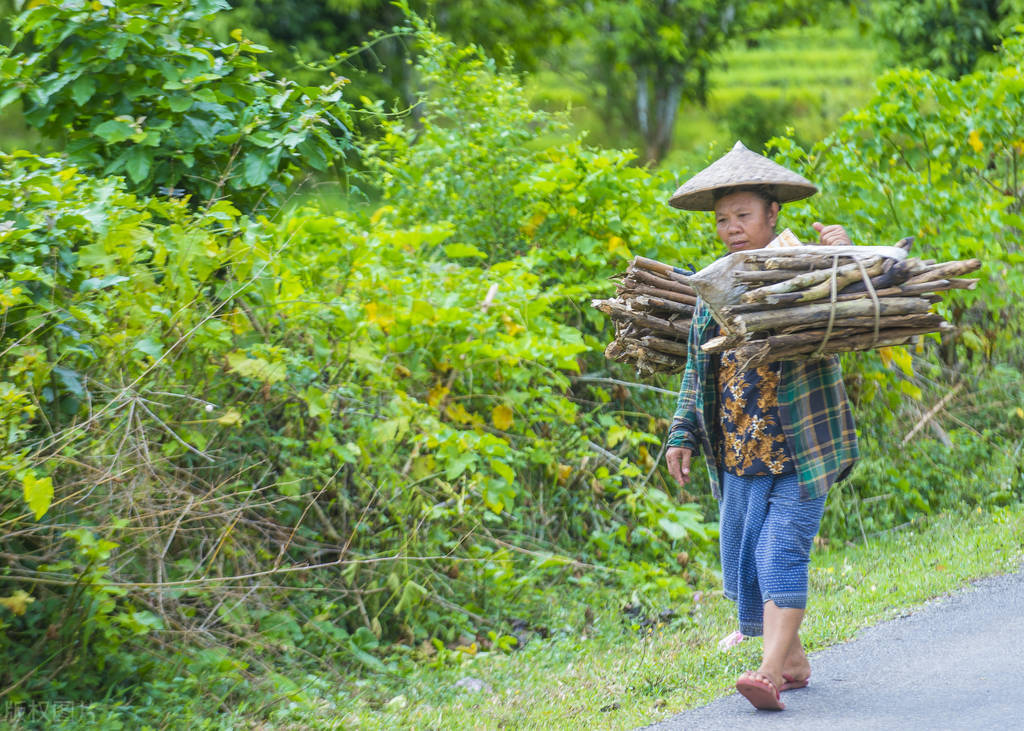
(742, 257, 883, 303)
(631, 256, 693, 286)
(777, 312, 944, 334)
(622, 283, 697, 306)
(641, 335, 688, 356)
(733, 269, 809, 283)
(903, 259, 981, 286)
(736, 325, 947, 364)
(592, 300, 687, 337)
(624, 269, 697, 298)
(755, 258, 887, 305)
(726, 297, 932, 335)
(629, 294, 695, 315)
(900, 382, 964, 446)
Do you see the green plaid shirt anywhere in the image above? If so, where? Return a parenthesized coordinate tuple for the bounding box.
(667, 301, 859, 501)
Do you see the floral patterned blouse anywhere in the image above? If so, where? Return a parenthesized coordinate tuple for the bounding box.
(719, 349, 794, 476)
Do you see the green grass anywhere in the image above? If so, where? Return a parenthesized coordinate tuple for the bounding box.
(325, 503, 1024, 730)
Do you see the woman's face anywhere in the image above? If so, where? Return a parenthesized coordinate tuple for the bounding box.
(714, 190, 779, 253)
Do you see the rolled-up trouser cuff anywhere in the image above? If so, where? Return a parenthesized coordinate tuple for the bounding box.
(740, 620, 763, 637)
(763, 592, 808, 610)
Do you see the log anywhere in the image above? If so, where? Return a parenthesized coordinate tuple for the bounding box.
(746, 258, 886, 305)
(733, 269, 810, 283)
(632, 256, 693, 285)
(629, 294, 695, 316)
(592, 299, 686, 337)
(735, 324, 952, 365)
(641, 335, 689, 356)
(777, 312, 944, 335)
(624, 268, 697, 299)
(726, 297, 933, 335)
(623, 282, 697, 306)
(902, 259, 981, 286)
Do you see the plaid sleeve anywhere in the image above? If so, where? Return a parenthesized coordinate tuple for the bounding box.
(666, 304, 705, 452)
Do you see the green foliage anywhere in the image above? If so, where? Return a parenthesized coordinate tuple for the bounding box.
(0, 20, 722, 714)
(0, 0, 353, 212)
(860, 0, 1024, 78)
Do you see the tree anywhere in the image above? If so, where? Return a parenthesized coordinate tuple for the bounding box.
(579, 0, 827, 165)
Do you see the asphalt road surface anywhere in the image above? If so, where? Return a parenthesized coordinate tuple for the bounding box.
(643, 565, 1024, 730)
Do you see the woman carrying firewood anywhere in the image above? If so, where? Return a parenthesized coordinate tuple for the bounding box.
(664, 141, 859, 711)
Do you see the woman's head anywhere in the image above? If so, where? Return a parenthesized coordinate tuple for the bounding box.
(713, 187, 780, 253)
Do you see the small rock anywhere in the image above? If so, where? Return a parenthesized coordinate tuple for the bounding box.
(453, 676, 492, 693)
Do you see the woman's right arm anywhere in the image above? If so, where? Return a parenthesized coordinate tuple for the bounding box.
(665, 304, 703, 486)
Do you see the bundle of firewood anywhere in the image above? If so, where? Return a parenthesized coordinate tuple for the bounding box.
(593, 235, 982, 373)
(591, 256, 696, 376)
(687, 236, 981, 365)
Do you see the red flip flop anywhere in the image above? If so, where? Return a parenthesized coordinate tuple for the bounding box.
(780, 673, 809, 691)
(735, 672, 785, 710)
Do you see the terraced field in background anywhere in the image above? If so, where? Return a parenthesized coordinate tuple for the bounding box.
(676, 24, 881, 161)
(529, 23, 881, 170)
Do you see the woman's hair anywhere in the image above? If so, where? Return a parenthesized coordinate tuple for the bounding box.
(712, 184, 781, 214)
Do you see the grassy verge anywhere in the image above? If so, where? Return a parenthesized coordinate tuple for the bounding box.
(333, 503, 1024, 730)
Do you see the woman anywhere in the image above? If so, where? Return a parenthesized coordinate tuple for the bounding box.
(664, 142, 859, 711)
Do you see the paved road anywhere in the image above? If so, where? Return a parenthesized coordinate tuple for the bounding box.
(643, 566, 1024, 730)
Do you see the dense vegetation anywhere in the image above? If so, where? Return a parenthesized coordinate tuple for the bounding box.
(0, 0, 1022, 726)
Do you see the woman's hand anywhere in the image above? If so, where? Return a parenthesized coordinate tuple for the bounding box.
(665, 446, 693, 487)
(812, 221, 851, 246)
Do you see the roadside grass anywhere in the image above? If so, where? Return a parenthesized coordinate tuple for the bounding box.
(332, 502, 1024, 730)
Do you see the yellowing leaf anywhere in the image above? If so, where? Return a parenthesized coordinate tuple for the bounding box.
(446, 402, 475, 425)
(967, 129, 983, 154)
(491, 404, 514, 430)
(217, 409, 242, 426)
(522, 211, 546, 237)
(369, 205, 394, 226)
(427, 383, 450, 408)
(365, 302, 395, 329)
(0, 590, 34, 616)
(501, 314, 524, 336)
(890, 346, 914, 377)
(22, 473, 53, 521)
(607, 235, 632, 260)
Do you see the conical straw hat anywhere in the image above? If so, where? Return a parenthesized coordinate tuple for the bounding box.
(668, 140, 818, 211)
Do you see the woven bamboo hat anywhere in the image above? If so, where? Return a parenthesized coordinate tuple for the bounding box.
(668, 140, 818, 211)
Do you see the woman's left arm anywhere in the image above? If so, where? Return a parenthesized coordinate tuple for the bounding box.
(812, 221, 851, 246)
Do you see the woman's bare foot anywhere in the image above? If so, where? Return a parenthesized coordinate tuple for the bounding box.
(780, 641, 811, 689)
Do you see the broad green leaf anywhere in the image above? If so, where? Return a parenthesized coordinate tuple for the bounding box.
(71, 77, 96, 106)
(125, 146, 151, 183)
(243, 152, 274, 186)
(94, 119, 135, 144)
(443, 243, 487, 259)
